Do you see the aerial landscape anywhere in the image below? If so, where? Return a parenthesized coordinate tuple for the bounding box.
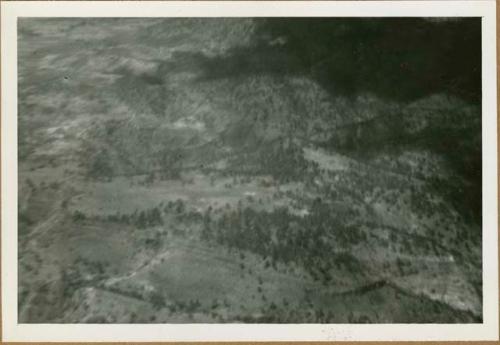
(18, 17, 482, 323)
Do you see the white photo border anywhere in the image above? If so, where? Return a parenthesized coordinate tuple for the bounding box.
(1, 1, 498, 342)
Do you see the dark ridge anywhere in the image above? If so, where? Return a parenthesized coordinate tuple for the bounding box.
(384, 280, 483, 323)
(263, 18, 481, 103)
(335, 279, 390, 296)
(200, 17, 482, 104)
(332, 279, 481, 323)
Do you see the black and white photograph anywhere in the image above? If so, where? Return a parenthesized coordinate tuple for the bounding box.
(1, 0, 498, 342)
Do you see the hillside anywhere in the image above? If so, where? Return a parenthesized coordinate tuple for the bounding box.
(18, 18, 482, 323)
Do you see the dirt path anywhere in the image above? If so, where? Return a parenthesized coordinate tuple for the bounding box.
(103, 249, 176, 286)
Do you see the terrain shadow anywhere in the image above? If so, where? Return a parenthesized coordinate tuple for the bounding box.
(185, 18, 482, 224)
(199, 18, 481, 103)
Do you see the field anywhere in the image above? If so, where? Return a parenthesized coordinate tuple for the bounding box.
(18, 18, 482, 323)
